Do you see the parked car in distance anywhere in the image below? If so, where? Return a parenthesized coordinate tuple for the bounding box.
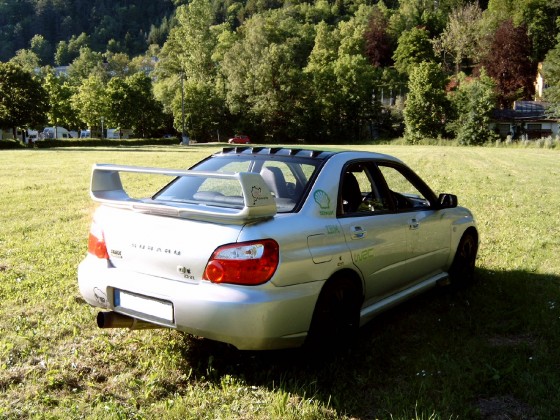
(228, 134, 250, 144)
(78, 147, 478, 350)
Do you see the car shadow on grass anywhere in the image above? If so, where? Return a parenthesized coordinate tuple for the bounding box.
(177, 268, 560, 418)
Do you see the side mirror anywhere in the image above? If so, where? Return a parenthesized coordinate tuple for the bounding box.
(437, 193, 457, 208)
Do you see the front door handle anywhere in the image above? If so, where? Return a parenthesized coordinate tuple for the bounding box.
(409, 218, 419, 230)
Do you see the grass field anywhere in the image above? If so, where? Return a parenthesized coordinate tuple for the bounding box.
(1, 144, 559, 419)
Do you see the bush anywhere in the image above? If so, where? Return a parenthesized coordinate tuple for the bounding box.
(32, 137, 179, 148)
(0, 140, 25, 149)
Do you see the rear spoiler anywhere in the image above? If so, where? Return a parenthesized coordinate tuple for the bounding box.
(90, 164, 277, 224)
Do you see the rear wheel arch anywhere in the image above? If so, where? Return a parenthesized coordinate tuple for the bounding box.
(328, 268, 364, 299)
(304, 268, 364, 351)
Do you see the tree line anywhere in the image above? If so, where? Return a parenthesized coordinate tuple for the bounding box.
(2, 0, 560, 144)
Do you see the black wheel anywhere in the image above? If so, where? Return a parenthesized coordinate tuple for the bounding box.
(305, 277, 362, 352)
(449, 231, 478, 285)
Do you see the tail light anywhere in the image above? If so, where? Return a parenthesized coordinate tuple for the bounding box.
(88, 221, 109, 259)
(203, 239, 279, 285)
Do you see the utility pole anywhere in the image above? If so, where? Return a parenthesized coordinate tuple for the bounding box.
(181, 72, 189, 145)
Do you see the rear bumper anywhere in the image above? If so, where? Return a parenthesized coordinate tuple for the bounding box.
(77, 256, 323, 350)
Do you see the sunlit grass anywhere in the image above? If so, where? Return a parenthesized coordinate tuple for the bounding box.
(0, 144, 559, 419)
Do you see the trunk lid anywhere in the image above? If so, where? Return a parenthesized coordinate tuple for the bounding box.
(97, 206, 243, 283)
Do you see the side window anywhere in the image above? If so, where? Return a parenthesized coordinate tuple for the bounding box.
(259, 161, 296, 199)
(339, 163, 389, 215)
(377, 164, 431, 211)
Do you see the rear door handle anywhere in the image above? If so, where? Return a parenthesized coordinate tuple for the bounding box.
(350, 225, 367, 239)
(409, 218, 419, 230)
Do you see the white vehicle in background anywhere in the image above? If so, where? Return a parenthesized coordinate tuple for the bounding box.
(43, 126, 71, 139)
(106, 128, 133, 139)
(2, 128, 39, 142)
(106, 128, 120, 139)
(27, 130, 38, 142)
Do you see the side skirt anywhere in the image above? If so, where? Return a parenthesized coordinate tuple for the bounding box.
(359, 272, 449, 326)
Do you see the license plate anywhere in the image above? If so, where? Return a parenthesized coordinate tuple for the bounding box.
(114, 289, 174, 323)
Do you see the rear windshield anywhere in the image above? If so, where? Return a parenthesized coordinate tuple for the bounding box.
(153, 155, 320, 212)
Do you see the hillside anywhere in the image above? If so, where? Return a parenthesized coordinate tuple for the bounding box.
(0, 0, 176, 63)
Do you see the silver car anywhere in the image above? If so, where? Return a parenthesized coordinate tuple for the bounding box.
(78, 147, 478, 350)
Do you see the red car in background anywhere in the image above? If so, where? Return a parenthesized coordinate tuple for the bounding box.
(228, 134, 251, 144)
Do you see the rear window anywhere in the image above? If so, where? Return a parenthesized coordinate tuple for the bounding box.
(153, 155, 319, 212)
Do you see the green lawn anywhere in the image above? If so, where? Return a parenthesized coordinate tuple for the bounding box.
(1, 144, 559, 419)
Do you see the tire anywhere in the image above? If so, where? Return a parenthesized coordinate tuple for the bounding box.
(449, 231, 478, 285)
(305, 277, 362, 352)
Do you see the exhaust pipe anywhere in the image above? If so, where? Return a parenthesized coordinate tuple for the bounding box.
(97, 311, 164, 330)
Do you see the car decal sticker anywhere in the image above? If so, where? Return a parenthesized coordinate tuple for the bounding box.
(314, 190, 333, 216)
(93, 287, 108, 307)
(353, 247, 375, 262)
(326, 224, 340, 234)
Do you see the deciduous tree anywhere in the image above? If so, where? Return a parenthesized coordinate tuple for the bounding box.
(480, 19, 534, 108)
(155, 0, 226, 139)
(67, 47, 106, 84)
(403, 61, 449, 143)
(450, 71, 498, 145)
(393, 27, 436, 76)
(221, 9, 314, 140)
(71, 74, 109, 135)
(542, 41, 560, 116)
(43, 72, 82, 130)
(515, 0, 560, 63)
(107, 73, 165, 138)
(364, 6, 394, 68)
(8, 50, 41, 74)
(436, 3, 484, 75)
(0, 63, 49, 136)
(30, 35, 53, 66)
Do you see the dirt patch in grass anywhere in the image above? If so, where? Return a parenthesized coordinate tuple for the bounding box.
(476, 395, 536, 419)
(487, 334, 536, 348)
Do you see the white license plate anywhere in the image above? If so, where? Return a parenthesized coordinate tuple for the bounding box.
(114, 289, 174, 322)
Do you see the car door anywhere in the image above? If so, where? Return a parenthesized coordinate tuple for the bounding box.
(375, 162, 451, 281)
(337, 162, 413, 305)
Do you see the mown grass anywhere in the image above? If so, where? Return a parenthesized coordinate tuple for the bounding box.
(0, 144, 559, 419)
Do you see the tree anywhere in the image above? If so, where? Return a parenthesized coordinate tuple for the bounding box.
(335, 5, 380, 140)
(403, 61, 450, 143)
(104, 52, 133, 78)
(67, 47, 106, 84)
(480, 20, 535, 108)
(303, 6, 386, 142)
(393, 27, 436, 76)
(436, 3, 484, 75)
(220, 9, 314, 140)
(304, 21, 341, 140)
(43, 72, 82, 130)
(30, 35, 53, 66)
(542, 41, 560, 116)
(155, 0, 226, 139)
(71, 74, 109, 135)
(515, 0, 560, 63)
(8, 49, 41, 74)
(450, 71, 499, 145)
(107, 73, 165, 138)
(364, 6, 394, 68)
(387, 0, 452, 40)
(0, 62, 49, 136)
(129, 45, 160, 75)
(482, 0, 559, 63)
(55, 33, 90, 66)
